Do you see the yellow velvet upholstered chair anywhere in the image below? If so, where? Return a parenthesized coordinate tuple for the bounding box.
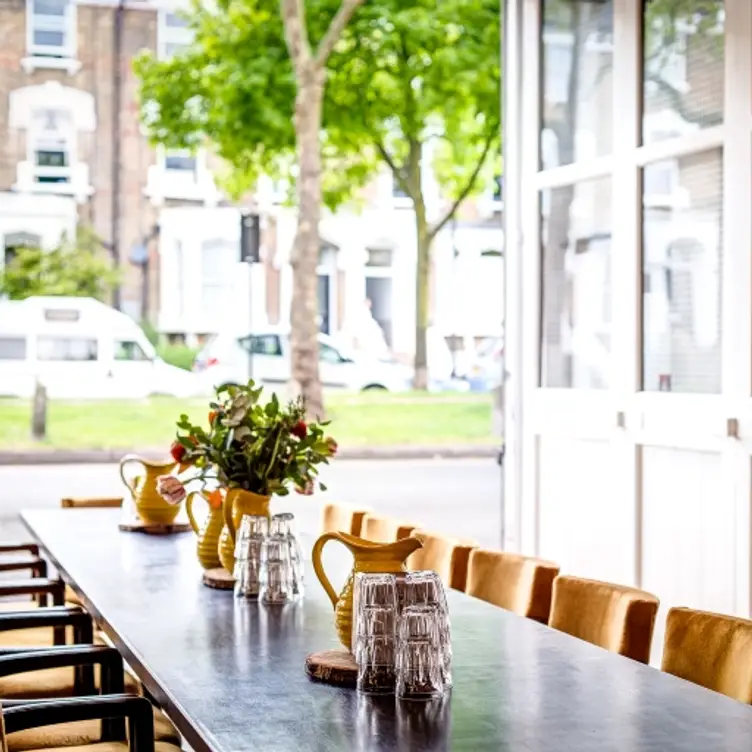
(548, 575, 659, 663)
(465, 549, 560, 623)
(360, 514, 419, 544)
(321, 503, 372, 537)
(407, 530, 478, 592)
(661, 607, 752, 703)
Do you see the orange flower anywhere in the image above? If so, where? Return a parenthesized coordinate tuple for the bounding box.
(206, 489, 224, 509)
(208, 410, 218, 426)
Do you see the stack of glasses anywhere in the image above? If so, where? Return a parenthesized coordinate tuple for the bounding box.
(233, 512, 305, 604)
(353, 571, 452, 699)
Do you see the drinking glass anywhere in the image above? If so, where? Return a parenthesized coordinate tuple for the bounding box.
(271, 512, 305, 598)
(233, 515, 268, 600)
(402, 571, 452, 687)
(356, 636, 397, 695)
(353, 573, 398, 651)
(260, 538, 293, 604)
(396, 605, 444, 700)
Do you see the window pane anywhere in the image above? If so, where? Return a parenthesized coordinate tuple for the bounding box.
(239, 335, 282, 356)
(115, 341, 149, 361)
(33, 29, 65, 47)
(319, 344, 342, 364)
(541, 0, 613, 169)
(33, 0, 66, 16)
(642, 149, 722, 393)
(37, 337, 98, 361)
(165, 153, 196, 171)
(540, 177, 612, 389)
(642, 0, 725, 144)
(164, 42, 189, 57)
(165, 12, 188, 27)
(35, 150, 68, 167)
(0, 338, 27, 360)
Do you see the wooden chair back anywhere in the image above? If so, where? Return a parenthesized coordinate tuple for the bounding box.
(61, 498, 123, 508)
(361, 514, 418, 543)
(549, 575, 659, 664)
(466, 549, 559, 623)
(321, 503, 371, 537)
(407, 530, 478, 592)
(661, 607, 752, 703)
(0, 704, 6, 752)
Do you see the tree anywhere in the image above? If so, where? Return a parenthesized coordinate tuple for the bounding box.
(135, 0, 500, 395)
(136, 0, 363, 419)
(324, 0, 501, 387)
(0, 226, 121, 302)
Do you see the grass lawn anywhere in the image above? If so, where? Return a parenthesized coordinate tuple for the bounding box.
(0, 392, 497, 450)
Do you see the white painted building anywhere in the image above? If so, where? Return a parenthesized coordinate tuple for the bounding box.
(503, 0, 748, 658)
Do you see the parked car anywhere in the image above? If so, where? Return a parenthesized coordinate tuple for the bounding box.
(192, 328, 414, 392)
(0, 296, 201, 399)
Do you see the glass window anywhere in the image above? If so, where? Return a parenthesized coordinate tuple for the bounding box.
(0, 337, 27, 360)
(642, 0, 725, 144)
(642, 149, 722, 393)
(114, 341, 150, 362)
(37, 337, 98, 361)
(319, 343, 344, 364)
(541, 0, 613, 170)
(159, 10, 194, 59)
(165, 11, 188, 27)
(239, 335, 282, 356)
(540, 177, 612, 389)
(29, 0, 72, 56)
(165, 151, 196, 172)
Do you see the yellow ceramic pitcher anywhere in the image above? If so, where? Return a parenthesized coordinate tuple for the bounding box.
(312, 532, 423, 652)
(217, 488, 272, 573)
(119, 454, 181, 526)
(186, 489, 225, 570)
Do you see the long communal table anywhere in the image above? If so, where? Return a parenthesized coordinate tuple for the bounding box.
(21, 509, 752, 751)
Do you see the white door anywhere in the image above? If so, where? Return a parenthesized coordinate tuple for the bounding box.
(506, 0, 752, 658)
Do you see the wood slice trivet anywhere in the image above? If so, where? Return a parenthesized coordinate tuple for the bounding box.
(305, 649, 357, 688)
(119, 520, 192, 535)
(203, 567, 235, 590)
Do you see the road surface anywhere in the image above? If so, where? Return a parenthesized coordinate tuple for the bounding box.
(0, 459, 503, 549)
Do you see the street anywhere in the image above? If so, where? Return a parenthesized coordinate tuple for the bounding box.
(0, 459, 503, 549)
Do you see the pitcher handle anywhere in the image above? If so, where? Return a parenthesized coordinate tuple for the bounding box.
(185, 492, 201, 535)
(311, 532, 342, 609)
(119, 455, 145, 497)
(224, 490, 236, 544)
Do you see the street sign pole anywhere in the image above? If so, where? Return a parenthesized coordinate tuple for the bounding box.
(240, 211, 261, 383)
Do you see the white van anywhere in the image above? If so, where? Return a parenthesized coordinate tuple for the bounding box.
(0, 296, 200, 399)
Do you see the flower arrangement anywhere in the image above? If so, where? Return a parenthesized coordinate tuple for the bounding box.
(161, 381, 336, 501)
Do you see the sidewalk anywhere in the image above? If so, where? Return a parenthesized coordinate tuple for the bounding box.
(0, 445, 498, 465)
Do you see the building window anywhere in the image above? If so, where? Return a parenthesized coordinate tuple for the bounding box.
(27, 0, 75, 59)
(492, 175, 503, 203)
(540, 177, 612, 389)
(165, 150, 197, 175)
(158, 10, 194, 59)
(29, 108, 73, 184)
(642, 149, 723, 394)
(541, 0, 614, 169)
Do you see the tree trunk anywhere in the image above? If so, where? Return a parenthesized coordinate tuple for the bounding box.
(290, 65, 326, 420)
(414, 204, 431, 390)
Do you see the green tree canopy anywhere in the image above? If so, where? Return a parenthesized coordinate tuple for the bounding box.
(135, 0, 501, 387)
(0, 226, 121, 302)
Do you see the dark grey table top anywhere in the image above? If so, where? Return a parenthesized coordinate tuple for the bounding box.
(21, 509, 752, 752)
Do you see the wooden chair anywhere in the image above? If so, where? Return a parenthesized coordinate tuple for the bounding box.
(360, 514, 418, 544)
(465, 549, 560, 623)
(407, 530, 478, 592)
(548, 575, 659, 664)
(320, 503, 371, 537)
(0, 648, 180, 751)
(661, 607, 752, 703)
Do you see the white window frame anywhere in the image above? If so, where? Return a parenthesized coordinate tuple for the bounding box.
(158, 10, 194, 60)
(24, 0, 79, 73)
(28, 107, 75, 186)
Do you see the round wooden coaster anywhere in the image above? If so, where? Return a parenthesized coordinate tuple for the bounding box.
(203, 567, 235, 590)
(305, 649, 357, 688)
(119, 520, 193, 535)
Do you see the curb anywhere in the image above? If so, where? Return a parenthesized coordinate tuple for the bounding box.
(0, 445, 499, 466)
